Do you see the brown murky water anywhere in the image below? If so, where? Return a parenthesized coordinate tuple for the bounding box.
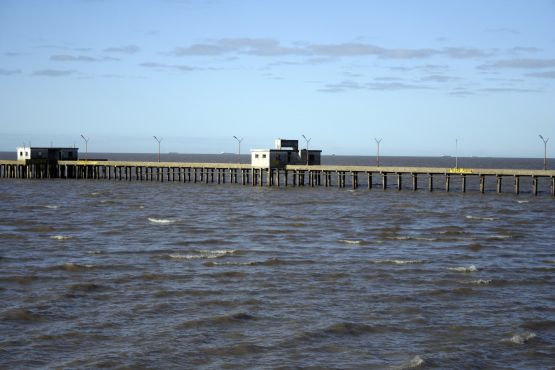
(1, 156, 554, 369)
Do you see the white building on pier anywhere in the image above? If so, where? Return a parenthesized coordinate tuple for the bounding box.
(251, 139, 321, 168)
(17, 147, 79, 162)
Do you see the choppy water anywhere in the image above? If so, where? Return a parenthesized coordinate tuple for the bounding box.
(1, 156, 554, 369)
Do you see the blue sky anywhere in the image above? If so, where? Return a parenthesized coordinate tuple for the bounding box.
(0, 0, 554, 157)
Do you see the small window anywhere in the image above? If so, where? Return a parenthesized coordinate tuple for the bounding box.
(25, 152, 28, 156)
(255, 154, 259, 159)
(19, 152, 23, 156)
(38, 151, 42, 157)
(262, 154, 267, 158)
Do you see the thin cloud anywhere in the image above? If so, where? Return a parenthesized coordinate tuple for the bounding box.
(318, 80, 430, 93)
(484, 28, 520, 35)
(0, 68, 21, 76)
(442, 47, 490, 58)
(478, 58, 555, 69)
(509, 47, 541, 54)
(318, 80, 365, 93)
(3, 52, 25, 57)
(478, 87, 540, 93)
(140, 62, 199, 71)
(37, 45, 92, 52)
(421, 75, 460, 82)
(526, 71, 555, 79)
(171, 38, 306, 57)
(390, 64, 449, 72)
(366, 82, 430, 90)
(450, 88, 475, 97)
(32, 69, 75, 77)
(374, 77, 403, 81)
(50, 54, 98, 62)
(170, 38, 495, 60)
(103, 45, 140, 54)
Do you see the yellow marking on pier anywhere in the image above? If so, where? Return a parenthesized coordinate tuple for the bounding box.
(448, 168, 473, 174)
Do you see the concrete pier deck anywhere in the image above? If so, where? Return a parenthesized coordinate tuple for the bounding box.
(1, 160, 554, 196)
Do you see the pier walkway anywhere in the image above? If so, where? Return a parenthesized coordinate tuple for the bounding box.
(1, 160, 554, 196)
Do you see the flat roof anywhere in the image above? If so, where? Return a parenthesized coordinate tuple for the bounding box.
(17, 147, 78, 150)
(250, 148, 321, 152)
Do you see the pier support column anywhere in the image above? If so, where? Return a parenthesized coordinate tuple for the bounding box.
(367, 172, 372, 189)
(479, 175, 485, 193)
(532, 176, 538, 196)
(445, 174, 450, 192)
(551, 177, 555, 197)
(412, 174, 417, 191)
(461, 175, 466, 193)
(514, 175, 519, 194)
(382, 173, 387, 190)
(352, 172, 358, 189)
(397, 173, 402, 191)
(496, 176, 502, 194)
(428, 174, 433, 192)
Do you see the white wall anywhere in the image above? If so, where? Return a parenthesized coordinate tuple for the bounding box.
(251, 150, 270, 168)
(16, 147, 30, 161)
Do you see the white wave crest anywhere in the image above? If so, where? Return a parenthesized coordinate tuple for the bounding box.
(169, 250, 236, 260)
(50, 235, 72, 240)
(517, 200, 529, 204)
(465, 215, 496, 221)
(505, 331, 536, 344)
(488, 234, 512, 240)
(339, 239, 361, 245)
(44, 205, 59, 209)
(374, 259, 424, 265)
(470, 279, 492, 285)
(387, 236, 437, 241)
(148, 218, 176, 225)
(391, 355, 424, 369)
(448, 264, 478, 272)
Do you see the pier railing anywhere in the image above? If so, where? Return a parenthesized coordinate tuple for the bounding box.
(1, 160, 554, 196)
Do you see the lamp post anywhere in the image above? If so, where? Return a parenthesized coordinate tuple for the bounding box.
(374, 138, 382, 167)
(302, 134, 311, 165)
(233, 136, 243, 164)
(80, 134, 89, 161)
(153, 136, 162, 162)
(455, 138, 459, 169)
(539, 134, 549, 170)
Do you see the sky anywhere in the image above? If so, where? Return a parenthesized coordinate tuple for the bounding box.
(0, 0, 554, 157)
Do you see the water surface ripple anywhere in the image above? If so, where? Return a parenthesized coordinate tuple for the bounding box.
(1, 179, 554, 369)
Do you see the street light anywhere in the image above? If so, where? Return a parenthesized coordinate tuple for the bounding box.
(539, 134, 549, 170)
(455, 138, 459, 169)
(153, 136, 162, 162)
(233, 136, 243, 164)
(80, 134, 89, 161)
(302, 134, 311, 165)
(374, 138, 382, 167)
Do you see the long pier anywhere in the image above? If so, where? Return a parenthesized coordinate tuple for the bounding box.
(1, 160, 554, 196)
